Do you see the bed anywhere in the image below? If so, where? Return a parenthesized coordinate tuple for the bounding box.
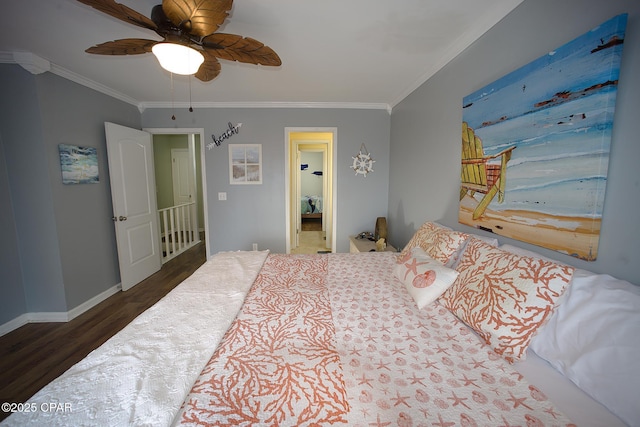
(3, 221, 638, 426)
(301, 195, 322, 220)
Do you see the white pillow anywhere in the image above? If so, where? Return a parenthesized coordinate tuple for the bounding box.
(501, 245, 640, 426)
(529, 270, 640, 427)
(394, 247, 459, 309)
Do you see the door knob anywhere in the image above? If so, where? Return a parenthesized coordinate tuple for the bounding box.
(119, 216, 127, 221)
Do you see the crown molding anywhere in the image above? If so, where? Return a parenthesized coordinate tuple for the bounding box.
(12, 52, 51, 74)
(1, 51, 392, 114)
(49, 63, 141, 109)
(0, 52, 13, 63)
(139, 101, 391, 114)
(0, 51, 141, 109)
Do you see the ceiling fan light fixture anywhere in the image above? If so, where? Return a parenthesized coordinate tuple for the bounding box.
(151, 42, 204, 75)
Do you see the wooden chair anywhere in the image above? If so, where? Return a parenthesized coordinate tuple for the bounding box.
(460, 122, 515, 220)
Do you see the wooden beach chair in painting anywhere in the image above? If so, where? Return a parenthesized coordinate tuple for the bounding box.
(460, 122, 515, 220)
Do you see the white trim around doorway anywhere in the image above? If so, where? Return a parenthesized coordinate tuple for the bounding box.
(284, 127, 337, 254)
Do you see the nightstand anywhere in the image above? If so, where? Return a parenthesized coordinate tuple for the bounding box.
(349, 235, 397, 253)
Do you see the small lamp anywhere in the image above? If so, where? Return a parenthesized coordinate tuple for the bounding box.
(151, 42, 204, 75)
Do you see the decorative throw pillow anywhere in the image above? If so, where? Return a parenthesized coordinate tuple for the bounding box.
(399, 222, 468, 266)
(394, 247, 459, 309)
(448, 233, 499, 269)
(440, 238, 574, 362)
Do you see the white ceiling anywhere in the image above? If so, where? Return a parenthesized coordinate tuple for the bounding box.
(0, 0, 522, 111)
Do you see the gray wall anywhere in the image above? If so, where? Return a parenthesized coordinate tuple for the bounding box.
(0, 65, 67, 316)
(0, 129, 27, 321)
(388, 0, 640, 285)
(37, 73, 141, 309)
(142, 108, 391, 254)
(0, 65, 141, 324)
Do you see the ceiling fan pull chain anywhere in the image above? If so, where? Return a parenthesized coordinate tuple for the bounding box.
(189, 75, 194, 113)
(170, 72, 176, 120)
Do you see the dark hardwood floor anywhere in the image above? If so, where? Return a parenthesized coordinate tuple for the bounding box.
(0, 242, 206, 421)
(301, 217, 322, 231)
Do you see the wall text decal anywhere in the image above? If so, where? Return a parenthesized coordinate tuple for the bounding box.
(208, 122, 242, 149)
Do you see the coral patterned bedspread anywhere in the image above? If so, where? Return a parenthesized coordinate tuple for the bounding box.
(176, 252, 573, 427)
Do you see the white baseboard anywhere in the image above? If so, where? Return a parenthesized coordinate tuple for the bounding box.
(27, 312, 71, 322)
(0, 314, 31, 337)
(0, 283, 122, 337)
(67, 283, 121, 321)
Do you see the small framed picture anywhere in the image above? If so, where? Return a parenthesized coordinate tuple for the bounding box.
(58, 144, 99, 184)
(229, 144, 262, 184)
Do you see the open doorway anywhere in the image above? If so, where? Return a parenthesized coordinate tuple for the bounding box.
(145, 127, 210, 260)
(285, 128, 336, 254)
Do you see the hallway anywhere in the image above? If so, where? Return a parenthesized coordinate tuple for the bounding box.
(291, 231, 328, 254)
(291, 218, 329, 254)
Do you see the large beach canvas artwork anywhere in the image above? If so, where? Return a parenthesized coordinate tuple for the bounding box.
(459, 14, 627, 261)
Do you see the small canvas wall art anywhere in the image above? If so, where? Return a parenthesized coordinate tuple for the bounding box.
(58, 144, 99, 184)
(459, 14, 627, 260)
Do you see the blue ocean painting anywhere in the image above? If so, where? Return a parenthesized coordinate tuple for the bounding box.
(460, 14, 627, 260)
(59, 144, 99, 184)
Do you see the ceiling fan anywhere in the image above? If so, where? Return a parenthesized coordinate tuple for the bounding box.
(77, 0, 282, 82)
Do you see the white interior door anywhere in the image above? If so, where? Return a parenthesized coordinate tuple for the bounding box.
(105, 122, 162, 291)
(171, 149, 193, 205)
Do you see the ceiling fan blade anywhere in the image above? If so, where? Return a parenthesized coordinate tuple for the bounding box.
(194, 52, 222, 81)
(77, 0, 157, 31)
(202, 33, 281, 66)
(162, 0, 233, 38)
(86, 39, 158, 55)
